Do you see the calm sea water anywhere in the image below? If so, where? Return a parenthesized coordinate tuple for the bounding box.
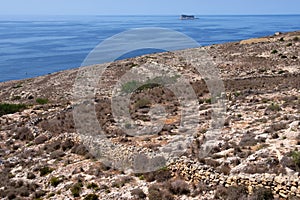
(0, 15, 300, 82)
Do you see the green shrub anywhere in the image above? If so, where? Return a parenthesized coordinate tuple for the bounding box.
(84, 194, 99, 200)
(36, 98, 49, 105)
(267, 103, 281, 112)
(0, 103, 27, 116)
(87, 182, 99, 190)
(293, 36, 299, 41)
(279, 37, 284, 42)
(121, 80, 139, 93)
(121, 75, 179, 94)
(50, 176, 63, 187)
(271, 50, 278, 54)
(291, 151, 300, 167)
(39, 166, 54, 176)
(287, 43, 292, 47)
(70, 182, 83, 197)
(205, 98, 212, 104)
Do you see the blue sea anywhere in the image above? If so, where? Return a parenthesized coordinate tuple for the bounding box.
(0, 15, 300, 82)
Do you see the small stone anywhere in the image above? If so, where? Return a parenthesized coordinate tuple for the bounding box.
(248, 185, 253, 193)
(34, 135, 48, 145)
(291, 186, 297, 193)
(279, 192, 287, 198)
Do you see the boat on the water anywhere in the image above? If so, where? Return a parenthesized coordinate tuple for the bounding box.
(180, 14, 196, 20)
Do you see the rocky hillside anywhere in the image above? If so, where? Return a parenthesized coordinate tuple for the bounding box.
(0, 31, 299, 200)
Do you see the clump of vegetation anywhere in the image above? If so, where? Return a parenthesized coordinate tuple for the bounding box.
(148, 184, 174, 200)
(214, 185, 248, 200)
(121, 75, 180, 94)
(36, 98, 49, 105)
(286, 43, 292, 47)
(205, 98, 212, 104)
(135, 99, 151, 109)
(70, 182, 83, 197)
(291, 151, 300, 167)
(49, 176, 63, 187)
(87, 182, 99, 191)
(39, 166, 54, 176)
(137, 166, 172, 183)
(249, 187, 274, 200)
(47, 193, 55, 198)
(11, 96, 21, 100)
(293, 36, 299, 41)
(83, 194, 99, 200)
(131, 188, 146, 199)
(271, 49, 278, 54)
(121, 80, 139, 93)
(0, 103, 27, 116)
(111, 176, 133, 188)
(168, 179, 190, 195)
(279, 37, 284, 42)
(267, 102, 281, 112)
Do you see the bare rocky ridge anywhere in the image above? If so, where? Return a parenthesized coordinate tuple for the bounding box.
(0, 31, 299, 199)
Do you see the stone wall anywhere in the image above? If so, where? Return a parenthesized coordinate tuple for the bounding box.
(169, 160, 300, 198)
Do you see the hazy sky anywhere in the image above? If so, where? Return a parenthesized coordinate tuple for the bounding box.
(1, 0, 300, 15)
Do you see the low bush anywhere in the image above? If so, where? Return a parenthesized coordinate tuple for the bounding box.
(135, 99, 151, 109)
(214, 185, 248, 200)
(141, 167, 172, 182)
(168, 179, 190, 195)
(249, 187, 274, 200)
(148, 184, 174, 200)
(122, 80, 139, 93)
(111, 176, 133, 188)
(0, 103, 27, 116)
(267, 103, 281, 112)
(36, 98, 49, 105)
(70, 182, 83, 197)
(271, 50, 278, 54)
(291, 151, 300, 170)
(39, 166, 54, 176)
(49, 176, 63, 187)
(131, 188, 146, 199)
(83, 193, 99, 200)
(87, 182, 99, 190)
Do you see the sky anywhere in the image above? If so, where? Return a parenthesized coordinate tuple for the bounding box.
(1, 0, 300, 15)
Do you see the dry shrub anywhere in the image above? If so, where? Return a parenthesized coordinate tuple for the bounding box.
(148, 184, 174, 200)
(248, 187, 274, 200)
(214, 185, 248, 200)
(167, 179, 190, 195)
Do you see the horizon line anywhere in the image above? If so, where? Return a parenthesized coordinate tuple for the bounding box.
(1, 13, 300, 16)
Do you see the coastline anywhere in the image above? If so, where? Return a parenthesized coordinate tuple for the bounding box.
(0, 31, 299, 199)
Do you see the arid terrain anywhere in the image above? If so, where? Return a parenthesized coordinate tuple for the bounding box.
(0, 31, 299, 200)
